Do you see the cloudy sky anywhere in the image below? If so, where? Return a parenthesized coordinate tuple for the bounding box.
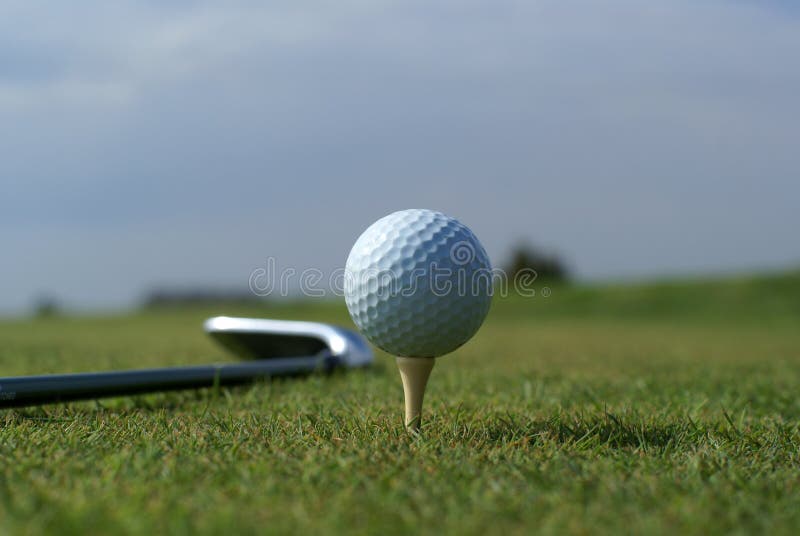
(2, 0, 799, 313)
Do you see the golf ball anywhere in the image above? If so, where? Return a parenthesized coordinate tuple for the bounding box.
(345, 209, 492, 357)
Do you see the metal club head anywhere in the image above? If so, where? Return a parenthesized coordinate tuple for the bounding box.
(203, 316, 374, 369)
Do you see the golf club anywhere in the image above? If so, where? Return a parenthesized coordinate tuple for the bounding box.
(0, 316, 373, 408)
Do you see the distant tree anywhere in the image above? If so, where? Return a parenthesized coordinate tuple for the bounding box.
(33, 295, 61, 318)
(503, 243, 569, 283)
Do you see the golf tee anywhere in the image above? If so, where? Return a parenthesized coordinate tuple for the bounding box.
(396, 357, 435, 431)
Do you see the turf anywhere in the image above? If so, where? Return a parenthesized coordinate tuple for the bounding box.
(1, 272, 799, 535)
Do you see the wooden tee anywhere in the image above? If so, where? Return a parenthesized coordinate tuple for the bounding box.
(395, 357, 435, 431)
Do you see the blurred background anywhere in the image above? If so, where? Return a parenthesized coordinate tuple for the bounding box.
(2, 0, 799, 316)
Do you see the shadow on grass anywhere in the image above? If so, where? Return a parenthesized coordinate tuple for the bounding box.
(461, 411, 708, 451)
(6, 388, 219, 419)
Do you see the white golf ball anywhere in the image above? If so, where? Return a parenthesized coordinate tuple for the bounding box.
(345, 209, 492, 357)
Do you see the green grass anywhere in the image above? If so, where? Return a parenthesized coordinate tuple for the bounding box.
(1, 271, 800, 535)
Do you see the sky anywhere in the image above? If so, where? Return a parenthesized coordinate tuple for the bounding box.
(1, 0, 799, 313)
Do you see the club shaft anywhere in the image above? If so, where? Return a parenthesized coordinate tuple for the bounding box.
(0, 356, 331, 408)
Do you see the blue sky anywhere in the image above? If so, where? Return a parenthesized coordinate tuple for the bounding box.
(1, 0, 799, 313)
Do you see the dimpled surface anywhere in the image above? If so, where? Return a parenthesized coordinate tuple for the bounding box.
(345, 209, 492, 357)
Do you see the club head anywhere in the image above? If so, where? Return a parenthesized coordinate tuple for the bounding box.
(203, 316, 373, 369)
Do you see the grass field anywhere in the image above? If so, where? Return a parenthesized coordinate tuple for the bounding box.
(1, 272, 799, 535)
